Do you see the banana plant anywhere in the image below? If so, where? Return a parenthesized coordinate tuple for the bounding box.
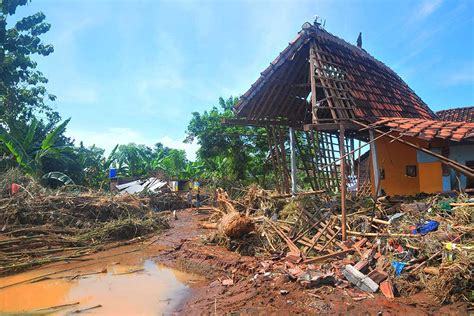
(0, 118, 75, 185)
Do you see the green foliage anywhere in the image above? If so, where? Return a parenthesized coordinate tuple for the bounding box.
(185, 96, 272, 189)
(111, 143, 192, 180)
(0, 117, 76, 185)
(0, 1, 198, 189)
(112, 143, 154, 178)
(0, 0, 58, 126)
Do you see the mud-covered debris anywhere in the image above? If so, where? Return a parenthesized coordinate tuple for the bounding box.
(219, 212, 255, 239)
(298, 270, 336, 288)
(222, 279, 234, 286)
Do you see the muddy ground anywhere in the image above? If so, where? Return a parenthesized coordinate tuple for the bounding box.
(157, 209, 468, 315)
(1, 208, 468, 315)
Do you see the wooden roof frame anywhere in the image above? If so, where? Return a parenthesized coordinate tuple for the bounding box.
(233, 22, 437, 132)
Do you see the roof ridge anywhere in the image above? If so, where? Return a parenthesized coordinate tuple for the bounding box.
(436, 105, 474, 112)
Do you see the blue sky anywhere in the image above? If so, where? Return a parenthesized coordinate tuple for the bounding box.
(14, 0, 474, 160)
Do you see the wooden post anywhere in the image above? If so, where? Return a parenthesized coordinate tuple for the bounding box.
(309, 42, 318, 124)
(369, 130, 380, 197)
(289, 127, 297, 196)
(339, 124, 347, 241)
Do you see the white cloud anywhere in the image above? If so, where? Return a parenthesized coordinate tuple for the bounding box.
(445, 71, 474, 86)
(59, 83, 99, 104)
(67, 127, 198, 161)
(416, 0, 444, 19)
(159, 136, 199, 161)
(128, 31, 187, 116)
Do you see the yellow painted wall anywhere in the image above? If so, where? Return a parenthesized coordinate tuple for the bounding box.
(418, 162, 443, 193)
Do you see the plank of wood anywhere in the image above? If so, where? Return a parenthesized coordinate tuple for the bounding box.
(450, 202, 474, 207)
(304, 249, 355, 264)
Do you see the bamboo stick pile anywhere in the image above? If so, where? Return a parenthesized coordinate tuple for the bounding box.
(204, 185, 473, 304)
(0, 186, 171, 275)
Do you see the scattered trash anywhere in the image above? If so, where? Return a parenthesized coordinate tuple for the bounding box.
(444, 242, 456, 261)
(387, 212, 404, 224)
(411, 220, 439, 235)
(391, 261, 407, 276)
(200, 185, 472, 304)
(437, 200, 453, 212)
(11, 183, 20, 195)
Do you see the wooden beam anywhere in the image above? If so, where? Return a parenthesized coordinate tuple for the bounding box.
(303, 122, 358, 132)
(222, 118, 300, 128)
(289, 127, 297, 196)
(309, 41, 319, 124)
(339, 124, 347, 241)
(369, 130, 381, 197)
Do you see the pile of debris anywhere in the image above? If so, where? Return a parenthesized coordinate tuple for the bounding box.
(146, 191, 190, 212)
(203, 186, 473, 304)
(0, 172, 177, 275)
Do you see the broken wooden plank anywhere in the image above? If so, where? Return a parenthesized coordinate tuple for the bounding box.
(304, 249, 355, 264)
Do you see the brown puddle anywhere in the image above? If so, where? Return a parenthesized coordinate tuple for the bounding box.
(0, 258, 204, 315)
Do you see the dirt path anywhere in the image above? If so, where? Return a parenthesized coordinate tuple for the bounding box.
(1, 208, 468, 315)
(153, 209, 469, 315)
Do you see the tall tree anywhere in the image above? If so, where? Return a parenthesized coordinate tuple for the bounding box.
(185, 97, 272, 188)
(0, 0, 58, 126)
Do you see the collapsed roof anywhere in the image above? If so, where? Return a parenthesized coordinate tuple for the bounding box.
(116, 177, 168, 194)
(234, 22, 436, 127)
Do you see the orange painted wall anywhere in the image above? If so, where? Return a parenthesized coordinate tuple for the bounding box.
(371, 135, 419, 196)
(418, 162, 443, 193)
(369, 134, 445, 196)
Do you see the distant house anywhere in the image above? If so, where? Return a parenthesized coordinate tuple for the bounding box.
(224, 19, 473, 197)
(437, 106, 474, 123)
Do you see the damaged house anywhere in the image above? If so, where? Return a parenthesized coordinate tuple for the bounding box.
(226, 20, 474, 199)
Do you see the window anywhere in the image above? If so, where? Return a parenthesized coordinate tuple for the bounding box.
(406, 165, 417, 177)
